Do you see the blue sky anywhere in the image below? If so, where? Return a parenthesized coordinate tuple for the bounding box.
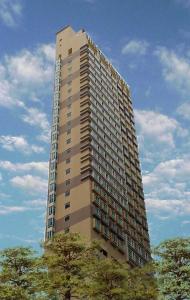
(0, 0, 190, 250)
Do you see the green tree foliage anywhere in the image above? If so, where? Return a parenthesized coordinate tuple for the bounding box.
(82, 255, 157, 300)
(124, 263, 158, 300)
(42, 233, 158, 300)
(154, 237, 190, 300)
(83, 256, 128, 300)
(41, 232, 99, 300)
(0, 247, 43, 300)
(0, 233, 158, 300)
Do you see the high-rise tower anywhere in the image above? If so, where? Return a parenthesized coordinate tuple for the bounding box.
(45, 26, 150, 266)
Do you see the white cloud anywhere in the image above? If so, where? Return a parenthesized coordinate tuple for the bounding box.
(182, 220, 190, 225)
(0, 205, 28, 215)
(22, 107, 50, 143)
(134, 109, 187, 148)
(6, 44, 55, 86)
(155, 47, 190, 96)
(143, 157, 190, 217)
(0, 43, 54, 147)
(10, 174, 48, 193)
(0, 202, 44, 215)
(39, 44, 55, 62)
(0, 0, 22, 27)
(143, 158, 190, 188)
(177, 102, 190, 120)
(26, 199, 46, 207)
(0, 63, 25, 108)
(0, 160, 48, 175)
(146, 198, 190, 216)
(122, 40, 149, 55)
(0, 135, 44, 154)
(0, 43, 55, 108)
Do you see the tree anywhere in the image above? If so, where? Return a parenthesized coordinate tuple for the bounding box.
(42, 232, 158, 300)
(83, 257, 157, 300)
(124, 262, 158, 300)
(154, 237, 190, 300)
(0, 247, 43, 300)
(0, 233, 158, 300)
(83, 256, 128, 300)
(42, 232, 97, 300)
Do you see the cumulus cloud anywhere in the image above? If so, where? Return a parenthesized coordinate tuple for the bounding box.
(0, 43, 54, 145)
(0, 201, 45, 215)
(0, 205, 28, 215)
(146, 198, 190, 216)
(0, 135, 44, 154)
(0, 160, 48, 175)
(177, 102, 190, 120)
(26, 199, 46, 207)
(135, 109, 187, 148)
(0, 77, 24, 108)
(155, 47, 190, 96)
(143, 158, 190, 187)
(10, 174, 48, 194)
(0, 0, 22, 27)
(6, 44, 55, 86)
(122, 40, 149, 55)
(0, 43, 55, 108)
(22, 107, 50, 143)
(143, 157, 190, 217)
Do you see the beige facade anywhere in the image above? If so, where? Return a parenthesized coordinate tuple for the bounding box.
(45, 26, 151, 265)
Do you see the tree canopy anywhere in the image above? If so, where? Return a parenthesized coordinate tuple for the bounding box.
(0, 247, 41, 299)
(154, 237, 190, 300)
(2, 233, 189, 300)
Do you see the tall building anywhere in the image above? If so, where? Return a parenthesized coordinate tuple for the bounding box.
(45, 26, 150, 266)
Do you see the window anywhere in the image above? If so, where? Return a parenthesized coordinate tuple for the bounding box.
(48, 206, 55, 215)
(50, 161, 56, 171)
(47, 231, 53, 239)
(67, 112, 71, 118)
(49, 193, 56, 203)
(66, 148, 71, 154)
(49, 183, 56, 192)
(65, 190, 70, 197)
(48, 218, 54, 228)
(66, 158, 70, 164)
(65, 202, 70, 209)
(66, 139, 71, 144)
(66, 179, 70, 186)
(66, 168, 70, 174)
(68, 88, 72, 93)
(51, 152, 57, 160)
(65, 215, 70, 222)
(67, 129, 71, 135)
(68, 48, 72, 55)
